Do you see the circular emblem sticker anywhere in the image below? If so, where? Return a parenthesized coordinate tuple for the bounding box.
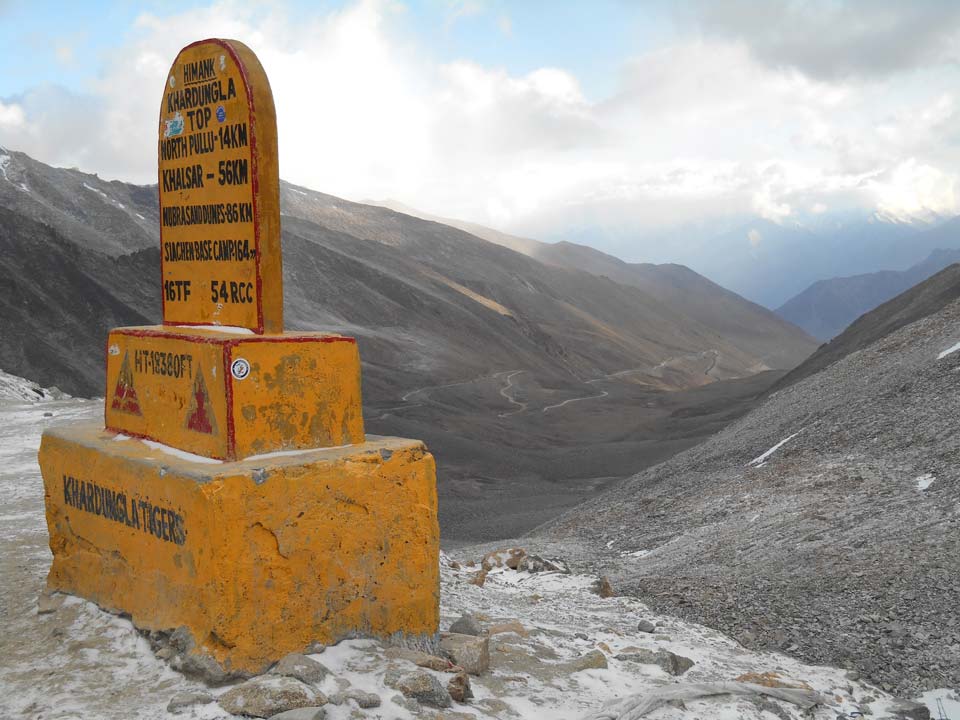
(230, 358, 251, 380)
(216, 105, 226, 123)
(168, 75, 176, 88)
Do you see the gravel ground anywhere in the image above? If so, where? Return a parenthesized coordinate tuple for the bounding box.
(536, 296, 960, 698)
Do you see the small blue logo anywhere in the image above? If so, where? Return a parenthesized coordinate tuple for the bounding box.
(164, 112, 184, 138)
(216, 105, 226, 123)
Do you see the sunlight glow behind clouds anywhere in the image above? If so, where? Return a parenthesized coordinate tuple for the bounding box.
(0, 0, 959, 245)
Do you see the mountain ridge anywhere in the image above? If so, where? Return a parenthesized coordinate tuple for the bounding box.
(776, 248, 960, 340)
(0, 147, 818, 540)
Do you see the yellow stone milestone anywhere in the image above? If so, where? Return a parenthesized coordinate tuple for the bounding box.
(41, 422, 439, 675)
(38, 36, 440, 676)
(104, 326, 365, 461)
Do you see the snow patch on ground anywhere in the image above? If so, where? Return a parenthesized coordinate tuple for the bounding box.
(747, 431, 801, 467)
(937, 341, 960, 359)
(916, 689, 960, 718)
(916, 473, 935, 491)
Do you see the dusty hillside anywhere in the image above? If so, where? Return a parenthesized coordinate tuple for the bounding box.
(369, 199, 818, 370)
(539, 280, 960, 696)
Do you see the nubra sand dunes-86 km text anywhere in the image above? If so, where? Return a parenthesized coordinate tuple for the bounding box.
(1, 141, 958, 719)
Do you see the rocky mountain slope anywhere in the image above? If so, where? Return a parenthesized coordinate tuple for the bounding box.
(0, 147, 818, 540)
(0, 147, 816, 398)
(538, 272, 960, 697)
(776, 249, 960, 339)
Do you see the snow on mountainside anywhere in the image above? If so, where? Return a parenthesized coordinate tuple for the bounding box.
(0, 394, 953, 718)
(0, 368, 64, 403)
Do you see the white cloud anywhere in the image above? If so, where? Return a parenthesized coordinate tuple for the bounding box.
(0, 101, 25, 129)
(0, 0, 958, 249)
(690, 0, 960, 81)
(870, 159, 959, 221)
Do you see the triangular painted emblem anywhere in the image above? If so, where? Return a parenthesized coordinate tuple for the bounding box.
(185, 366, 218, 435)
(111, 351, 142, 416)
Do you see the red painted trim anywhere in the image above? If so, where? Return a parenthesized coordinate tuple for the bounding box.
(111, 327, 356, 345)
(103, 334, 112, 428)
(223, 343, 236, 459)
(104, 425, 229, 463)
(158, 38, 267, 334)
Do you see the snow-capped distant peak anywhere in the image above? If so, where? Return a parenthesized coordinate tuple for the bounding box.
(871, 207, 945, 227)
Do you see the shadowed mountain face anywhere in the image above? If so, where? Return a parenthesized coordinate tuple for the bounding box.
(775, 249, 960, 340)
(0, 148, 817, 540)
(768, 262, 960, 395)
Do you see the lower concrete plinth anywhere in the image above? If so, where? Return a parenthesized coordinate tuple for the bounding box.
(39, 422, 439, 676)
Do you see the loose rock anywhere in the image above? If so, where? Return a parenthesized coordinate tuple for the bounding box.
(329, 688, 381, 709)
(440, 633, 490, 675)
(167, 691, 214, 714)
(218, 675, 326, 718)
(267, 709, 327, 720)
(468, 567, 489, 587)
(615, 649, 695, 676)
(517, 555, 569, 574)
(36, 592, 64, 615)
(174, 650, 234, 685)
(269, 653, 331, 685)
(888, 699, 931, 720)
(386, 669, 453, 708)
(385, 646, 456, 671)
(447, 671, 473, 703)
(489, 620, 528, 637)
(591, 576, 616, 598)
(637, 619, 656, 633)
(449, 613, 484, 636)
(568, 649, 608, 671)
(391, 693, 421, 713)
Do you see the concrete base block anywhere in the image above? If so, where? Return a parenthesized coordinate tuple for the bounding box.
(39, 421, 438, 675)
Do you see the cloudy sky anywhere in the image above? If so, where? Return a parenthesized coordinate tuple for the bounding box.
(2, 0, 959, 259)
